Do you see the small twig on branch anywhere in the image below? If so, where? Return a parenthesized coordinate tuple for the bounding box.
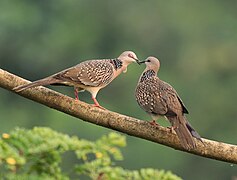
(0, 68, 237, 164)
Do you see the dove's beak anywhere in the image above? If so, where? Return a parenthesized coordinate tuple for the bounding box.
(137, 60, 147, 65)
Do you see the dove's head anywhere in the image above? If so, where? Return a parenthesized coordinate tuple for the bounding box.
(139, 56, 160, 73)
(118, 51, 140, 65)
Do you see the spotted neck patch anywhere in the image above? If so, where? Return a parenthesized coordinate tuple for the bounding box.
(139, 70, 156, 82)
(110, 58, 123, 70)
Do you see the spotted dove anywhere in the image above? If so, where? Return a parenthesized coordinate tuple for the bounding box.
(135, 56, 202, 149)
(13, 51, 139, 109)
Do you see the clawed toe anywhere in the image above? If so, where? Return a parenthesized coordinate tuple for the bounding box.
(149, 120, 160, 126)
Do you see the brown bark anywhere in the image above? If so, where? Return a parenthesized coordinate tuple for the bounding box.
(0, 68, 236, 164)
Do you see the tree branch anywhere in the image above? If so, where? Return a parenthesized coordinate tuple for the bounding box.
(0, 68, 236, 164)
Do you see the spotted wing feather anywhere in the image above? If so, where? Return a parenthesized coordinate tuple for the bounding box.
(54, 60, 114, 87)
(150, 78, 188, 115)
(155, 80, 183, 116)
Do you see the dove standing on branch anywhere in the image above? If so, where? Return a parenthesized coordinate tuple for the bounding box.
(13, 51, 140, 109)
(135, 57, 202, 149)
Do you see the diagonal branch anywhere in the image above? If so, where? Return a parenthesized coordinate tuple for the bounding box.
(0, 68, 236, 164)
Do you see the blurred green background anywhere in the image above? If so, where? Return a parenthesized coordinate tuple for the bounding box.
(0, 1, 237, 179)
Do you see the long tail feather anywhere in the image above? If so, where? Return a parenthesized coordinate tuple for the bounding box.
(169, 115, 197, 150)
(13, 77, 62, 92)
(184, 117, 202, 142)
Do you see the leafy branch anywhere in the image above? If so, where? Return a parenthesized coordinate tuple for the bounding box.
(0, 127, 181, 179)
(0, 68, 237, 164)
